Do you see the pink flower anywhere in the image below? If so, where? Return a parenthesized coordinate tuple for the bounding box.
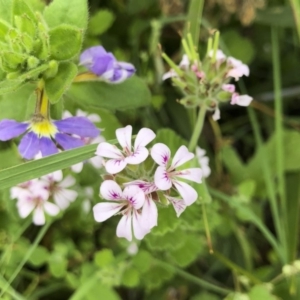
(95, 125, 156, 174)
(231, 93, 253, 107)
(162, 54, 190, 80)
(227, 57, 249, 81)
(93, 180, 157, 241)
(165, 196, 187, 217)
(150, 143, 202, 205)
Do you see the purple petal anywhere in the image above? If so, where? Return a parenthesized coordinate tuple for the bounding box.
(18, 132, 40, 159)
(109, 62, 136, 83)
(55, 133, 84, 150)
(0, 119, 28, 141)
(39, 137, 58, 157)
(80, 46, 108, 66)
(54, 117, 99, 138)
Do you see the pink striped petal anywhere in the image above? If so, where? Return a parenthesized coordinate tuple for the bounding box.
(141, 196, 158, 229)
(171, 145, 194, 169)
(96, 142, 123, 159)
(154, 166, 172, 190)
(104, 158, 127, 174)
(117, 213, 132, 241)
(173, 180, 198, 206)
(93, 202, 123, 222)
(134, 128, 156, 149)
(151, 143, 171, 166)
(132, 210, 150, 240)
(175, 168, 202, 183)
(116, 125, 132, 150)
(166, 196, 186, 217)
(100, 180, 123, 200)
(123, 185, 145, 209)
(125, 146, 148, 164)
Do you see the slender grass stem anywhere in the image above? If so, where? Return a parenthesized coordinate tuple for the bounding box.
(154, 259, 231, 295)
(290, 0, 300, 41)
(0, 222, 51, 298)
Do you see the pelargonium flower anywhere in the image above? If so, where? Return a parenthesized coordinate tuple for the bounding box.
(226, 56, 249, 81)
(42, 170, 78, 210)
(11, 180, 60, 226)
(222, 84, 253, 107)
(80, 46, 136, 83)
(196, 147, 211, 178)
(96, 125, 156, 174)
(151, 143, 202, 205)
(93, 180, 157, 241)
(0, 115, 99, 160)
(63, 110, 105, 172)
(162, 54, 190, 80)
(165, 195, 186, 217)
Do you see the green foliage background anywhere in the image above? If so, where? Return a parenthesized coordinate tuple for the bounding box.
(1, 0, 300, 299)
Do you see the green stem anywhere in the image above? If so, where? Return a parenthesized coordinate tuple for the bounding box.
(154, 259, 231, 295)
(213, 251, 262, 284)
(0, 222, 51, 298)
(272, 27, 289, 261)
(188, 105, 207, 152)
(290, 0, 300, 41)
(0, 274, 26, 300)
(248, 107, 287, 263)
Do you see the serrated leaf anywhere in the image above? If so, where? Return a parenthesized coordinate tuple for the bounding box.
(45, 62, 77, 103)
(68, 76, 151, 111)
(88, 10, 115, 36)
(0, 80, 24, 95)
(49, 25, 82, 61)
(43, 0, 88, 30)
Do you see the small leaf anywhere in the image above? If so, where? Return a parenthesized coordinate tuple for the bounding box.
(121, 267, 139, 288)
(0, 19, 11, 42)
(248, 284, 278, 300)
(48, 252, 68, 278)
(49, 25, 83, 61)
(88, 10, 115, 36)
(0, 0, 13, 23)
(28, 246, 50, 267)
(18, 63, 48, 81)
(94, 249, 114, 268)
(44, 62, 77, 103)
(43, 0, 88, 30)
(68, 76, 151, 110)
(12, 0, 37, 25)
(0, 80, 24, 95)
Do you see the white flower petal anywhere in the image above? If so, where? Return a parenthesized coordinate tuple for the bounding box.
(123, 185, 145, 209)
(93, 202, 123, 222)
(141, 196, 158, 229)
(150, 143, 171, 166)
(231, 94, 253, 107)
(134, 128, 156, 150)
(116, 125, 132, 150)
(132, 210, 150, 240)
(124, 180, 158, 194)
(116, 213, 132, 241)
(173, 180, 198, 206)
(105, 158, 127, 174)
(71, 162, 84, 173)
(59, 175, 76, 188)
(222, 84, 235, 93)
(162, 69, 178, 80)
(54, 188, 77, 209)
(212, 108, 220, 121)
(33, 207, 46, 225)
(166, 196, 186, 217)
(89, 156, 103, 169)
(96, 142, 123, 159)
(154, 166, 172, 190)
(100, 180, 123, 201)
(63, 110, 72, 119)
(179, 54, 190, 68)
(175, 168, 202, 183)
(17, 200, 35, 218)
(87, 113, 101, 123)
(125, 146, 148, 164)
(43, 202, 60, 216)
(196, 146, 206, 158)
(171, 145, 194, 168)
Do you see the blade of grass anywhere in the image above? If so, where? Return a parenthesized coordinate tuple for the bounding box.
(0, 222, 51, 298)
(290, 0, 300, 41)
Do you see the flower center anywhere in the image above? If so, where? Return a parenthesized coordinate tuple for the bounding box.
(30, 118, 58, 138)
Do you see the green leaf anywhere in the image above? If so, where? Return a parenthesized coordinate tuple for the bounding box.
(12, 0, 37, 25)
(28, 245, 49, 267)
(88, 10, 115, 36)
(0, 143, 98, 189)
(43, 0, 88, 30)
(0, 19, 11, 42)
(0, 0, 13, 23)
(48, 252, 68, 278)
(68, 76, 151, 111)
(94, 249, 114, 268)
(121, 267, 139, 288)
(155, 128, 188, 152)
(248, 284, 277, 300)
(132, 250, 152, 273)
(0, 80, 24, 95)
(45, 62, 77, 103)
(49, 25, 82, 61)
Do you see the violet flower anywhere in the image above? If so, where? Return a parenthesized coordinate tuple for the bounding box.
(80, 46, 136, 83)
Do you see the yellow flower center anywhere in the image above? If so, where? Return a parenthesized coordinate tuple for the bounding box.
(30, 119, 58, 138)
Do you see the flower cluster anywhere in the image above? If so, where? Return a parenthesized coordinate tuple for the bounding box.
(93, 125, 203, 241)
(162, 33, 253, 120)
(10, 170, 77, 225)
